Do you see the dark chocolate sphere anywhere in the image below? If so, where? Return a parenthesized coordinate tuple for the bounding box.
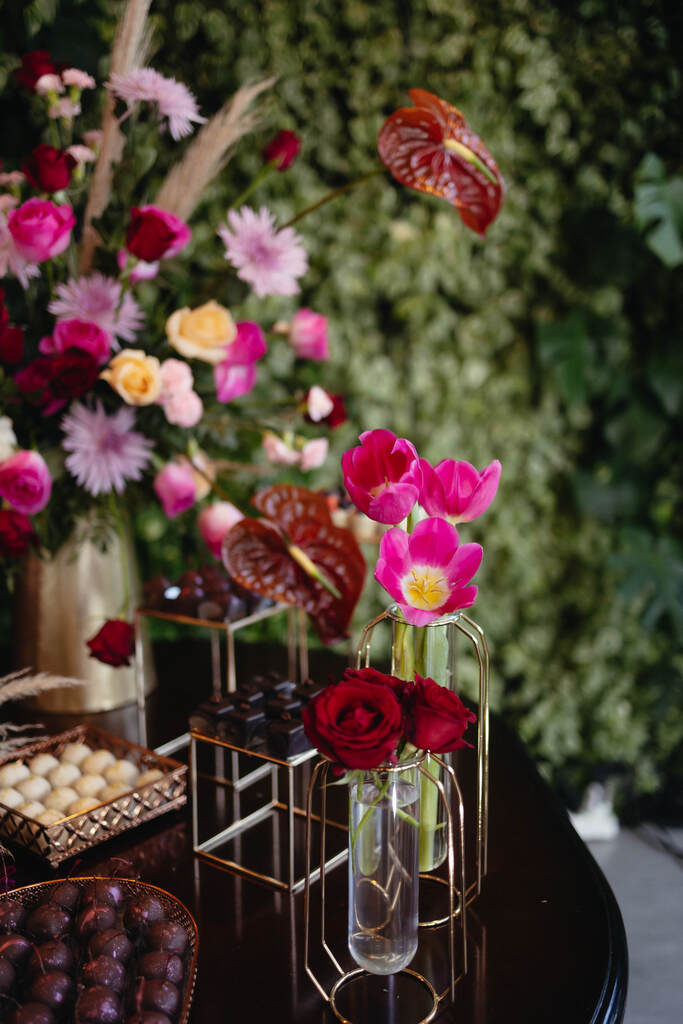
(40, 881, 80, 913)
(10, 1004, 55, 1024)
(26, 904, 71, 942)
(0, 898, 27, 932)
(145, 920, 187, 955)
(76, 904, 117, 939)
(27, 940, 75, 978)
(138, 980, 179, 1016)
(0, 954, 16, 993)
(137, 951, 184, 985)
(82, 955, 126, 993)
(82, 880, 124, 909)
(28, 969, 74, 1011)
(0, 932, 32, 965)
(126, 1015, 172, 1024)
(124, 896, 165, 935)
(75, 985, 121, 1023)
(89, 928, 133, 963)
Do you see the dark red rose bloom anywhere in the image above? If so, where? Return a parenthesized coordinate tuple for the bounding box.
(304, 391, 347, 429)
(302, 676, 403, 770)
(378, 89, 504, 236)
(342, 666, 414, 705)
(0, 326, 24, 364)
(23, 144, 76, 193)
(406, 674, 476, 754)
(125, 207, 188, 262)
(14, 50, 58, 92)
(14, 358, 55, 408)
(0, 509, 37, 558)
(49, 348, 99, 400)
(263, 130, 301, 171)
(86, 619, 135, 667)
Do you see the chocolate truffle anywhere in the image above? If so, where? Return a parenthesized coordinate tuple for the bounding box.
(27, 969, 74, 1012)
(82, 955, 126, 993)
(0, 897, 26, 933)
(27, 939, 75, 978)
(82, 880, 125, 909)
(89, 928, 133, 963)
(76, 903, 117, 939)
(126, 1015, 172, 1024)
(26, 904, 71, 942)
(41, 881, 80, 913)
(75, 986, 121, 1023)
(137, 951, 184, 985)
(0, 932, 31, 965)
(10, 1004, 55, 1024)
(0, 955, 15, 992)
(124, 896, 165, 936)
(146, 921, 187, 956)
(137, 979, 179, 1016)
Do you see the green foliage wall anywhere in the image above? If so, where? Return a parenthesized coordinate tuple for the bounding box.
(1, 0, 681, 817)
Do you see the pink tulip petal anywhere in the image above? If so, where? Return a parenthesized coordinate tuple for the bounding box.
(377, 526, 410, 567)
(394, 603, 444, 626)
(367, 482, 421, 524)
(214, 361, 256, 402)
(438, 459, 479, 511)
(417, 458, 446, 517)
(222, 321, 267, 366)
(456, 459, 501, 522)
(407, 516, 460, 567)
(444, 541, 483, 586)
(373, 560, 406, 602)
(439, 585, 478, 613)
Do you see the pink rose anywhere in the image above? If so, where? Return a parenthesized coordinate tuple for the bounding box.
(163, 390, 203, 427)
(0, 449, 52, 515)
(39, 318, 112, 365)
(159, 358, 194, 401)
(153, 462, 196, 518)
(8, 198, 75, 262)
(198, 501, 244, 558)
(300, 437, 329, 470)
(289, 309, 329, 361)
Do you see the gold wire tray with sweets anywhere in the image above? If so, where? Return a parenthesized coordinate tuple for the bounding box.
(0, 875, 198, 1024)
(0, 726, 187, 867)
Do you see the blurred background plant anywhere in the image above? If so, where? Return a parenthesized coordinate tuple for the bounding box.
(0, 0, 681, 822)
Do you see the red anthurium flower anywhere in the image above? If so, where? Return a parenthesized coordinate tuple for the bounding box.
(22, 144, 76, 193)
(86, 619, 135, 667)
(375, 516, 482, 626)
(342, 429, 421, 525)
(222, 484, 366, 644)
(419, 458, 501, 524)
(377, 89, 504, 236)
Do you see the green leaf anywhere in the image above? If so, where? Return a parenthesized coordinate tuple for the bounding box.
(634, 154, 683, 268)
(647, 352, 683, 415)
(537, 313, 594, 405)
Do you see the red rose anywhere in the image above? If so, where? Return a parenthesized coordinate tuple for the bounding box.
(0, 326, 24, 364)
(0, 509, 37, 558)
(23, 144, 76, 193)
(263, 130, 301, 171)
(15, 358, 55, 408)
(14, 51, 58, 92)
(302, 676, 404, 770)
(342, 666, 414, 704)
(86, 619, 135, 667)
(125, 206, 190, 262)
(305, 391, 347, 429)
(49, 348, 99, 401)
(406, 674, 476, 754)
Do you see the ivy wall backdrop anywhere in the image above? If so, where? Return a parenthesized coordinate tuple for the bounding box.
(1, 0, 681, 819)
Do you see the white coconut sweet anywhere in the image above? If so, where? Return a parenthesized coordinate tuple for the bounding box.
(0, 761, 31, 787)
(100, 782, 132, 801)
(74, 773, 106, 798)
(17, 775, 51, 802)
(48, 762, 81, 789)
(17, 800, 45, 819)
(81, 749, 116, 775)
(0, 786, 23, 809)
(67, 795, 101, 815)
(104, 760, 139, 787)
(28, 753, 60, 777)
(136, 768, 164, 788)
(36, 807, 65, 826)
(45, 786, 79, 813)
(60, 742, 92, 766)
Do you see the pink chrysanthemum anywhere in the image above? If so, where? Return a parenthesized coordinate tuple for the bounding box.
(217, 206, 308, 298)
(61, 401, 153, 496)
(48, 274, 143, 345)
(107, 68, 206, 141)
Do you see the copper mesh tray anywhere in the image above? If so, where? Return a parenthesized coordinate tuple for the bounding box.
(0, 875, 198, 1023)
(0, 725, 187, 867)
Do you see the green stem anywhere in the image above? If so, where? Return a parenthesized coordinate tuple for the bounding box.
(281, 166, 385, 228)
(229, 163, 276, 210)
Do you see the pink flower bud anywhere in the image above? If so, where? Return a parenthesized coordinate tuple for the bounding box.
(289, 309, 329, 361)
(300, 438, 329, 470)
(198, 501, 244, 558)
(153, 462, 196, 518)
(306, 385, 334, 422)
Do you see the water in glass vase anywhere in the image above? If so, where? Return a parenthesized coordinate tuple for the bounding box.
(348, 770, 420, 975)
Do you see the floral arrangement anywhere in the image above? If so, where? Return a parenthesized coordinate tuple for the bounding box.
(0, 5, 503, 666)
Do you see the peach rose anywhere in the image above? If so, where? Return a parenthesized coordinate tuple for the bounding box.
(165, 300, 237, 364)
(100, 349, 161, 406)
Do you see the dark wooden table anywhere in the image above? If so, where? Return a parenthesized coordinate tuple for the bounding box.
(8, 642, 628, 1024)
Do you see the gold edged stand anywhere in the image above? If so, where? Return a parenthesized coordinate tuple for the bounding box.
(304, 756, 467, 1024)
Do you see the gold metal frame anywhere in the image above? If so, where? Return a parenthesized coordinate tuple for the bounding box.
(356, 607, 490, 908)
(303, 755, 467, 1024)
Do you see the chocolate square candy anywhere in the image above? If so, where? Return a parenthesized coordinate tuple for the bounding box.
(259, 673, 294, 698)
(235, 683, 265, 709)
(293, 678, 326, 703)
(195, 696, 235, 718)
(225, 704, 266, 744)
(265, 696, 302, 719)
(267, 720, 311, 759)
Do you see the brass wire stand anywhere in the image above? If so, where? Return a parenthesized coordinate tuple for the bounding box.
(304, 756, 467, 1024)
(356, 607, 490, 913)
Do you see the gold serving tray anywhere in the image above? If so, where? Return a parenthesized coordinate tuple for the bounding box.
(0, 875, 198, 1024)
(0, 725, 187, 867)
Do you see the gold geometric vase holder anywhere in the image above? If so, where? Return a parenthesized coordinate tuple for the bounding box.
(356, 605, 490, 913)
(303, 754, 467, 1024)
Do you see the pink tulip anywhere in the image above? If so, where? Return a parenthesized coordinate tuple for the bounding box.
(375, 516, 482, 626)
(8, 198, 75, 262)
(289, 308, 329, 361)
(0, 449, 52, 515)
(198, 501, 244, 558)
(300, 437, 329, 470)
(39, 318, 112, 365)
(419, 458, 501, 523)
(342, 428, 421, 525)
(153, 462, 196, 518)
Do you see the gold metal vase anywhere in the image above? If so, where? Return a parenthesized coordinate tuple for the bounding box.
(12, 525, 155, 713)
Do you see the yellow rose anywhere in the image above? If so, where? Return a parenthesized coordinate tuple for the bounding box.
(165, 300, 237, 364)
(100, 349, 161, 406)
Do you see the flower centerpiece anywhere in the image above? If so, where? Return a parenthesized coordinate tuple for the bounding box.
(302, 665, 476, 975)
